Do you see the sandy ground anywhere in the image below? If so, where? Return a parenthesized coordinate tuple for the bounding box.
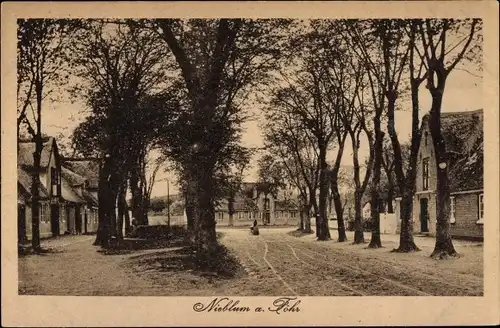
(18, 228, 483, 296)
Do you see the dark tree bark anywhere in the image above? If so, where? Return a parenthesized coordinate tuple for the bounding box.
(391, 23, 422, 253)
(353, 190, 364, 243)
(368, 114, 383, 249)
(330, 132, 349, 242)
(94, 158, 111, 247)
(317, 141, 331, 241)
(429, 84, 457, 259)
(228, 194, 235, 227)
(386, 187, 394, 213)
(303, 203, 312, 233)
(31, 140, 42, 252)
(30, 81, 44, 252)
(309, 186, 319, 236)
(331, 181, 347, 242)
(349, 126, 373, 244)
(190, 164, 218, 254)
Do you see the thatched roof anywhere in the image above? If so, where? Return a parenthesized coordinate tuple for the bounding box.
(61, 172, 85, 203)
(17, 137, 56, 170)
(61, 158, 100, 189)
(17, 166, 49, 200)
(423, 109, 483, 192)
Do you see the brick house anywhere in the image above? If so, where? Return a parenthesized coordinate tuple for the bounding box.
(17, 137, 63, 242)
(405, 109, 483, 239)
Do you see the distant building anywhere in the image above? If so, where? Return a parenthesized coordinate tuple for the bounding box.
(397, 109, 483, 239)
(215, 182, 298, 227)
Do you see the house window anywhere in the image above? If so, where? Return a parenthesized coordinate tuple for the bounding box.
(51, 167, 59, 196)
(477, 194, 484, 224)
(217, 212, 223, 221)
(238, 212, 243, 220)
(39, 203, 48, 223)
(424, 131, 428, 146)
(450, 196, 456, 224)
(422, 158, 429, 190)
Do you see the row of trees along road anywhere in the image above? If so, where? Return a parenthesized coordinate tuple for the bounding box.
(262, 18, 481, 258)
(17, 18, 481, 259)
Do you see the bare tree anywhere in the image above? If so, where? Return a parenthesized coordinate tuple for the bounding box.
(263, 109, 320, 234)
(416, 18, 482, 259)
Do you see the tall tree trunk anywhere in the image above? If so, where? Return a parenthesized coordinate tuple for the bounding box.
(31, 141, 42, 252)
(30, 81, 43, 252)
(368, 114, 383, 249)
(193, 165, 218, 254)
(228, 196, 234, 227)
(387, 185, 394, 213)
(309, 187, 319, 235)
(394, 191, 420, 252)
(429, 91, 457, 259)
(393, 81, 421, 252)
(297, 193, 307, 231)
(94, 158, 111, 247)
(317, 144, 331, 241)
(331, 179, 347, 242)
(353, 190, 365, 244)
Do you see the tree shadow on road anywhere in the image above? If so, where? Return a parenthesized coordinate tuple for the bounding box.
(287, 229, 315, 238)
(128, 244, 245, 280)
(18, 246, 65, 257)
(98, 237, 187, 255)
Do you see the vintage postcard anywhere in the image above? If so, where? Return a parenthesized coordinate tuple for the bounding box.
(2, 1, 499, 326)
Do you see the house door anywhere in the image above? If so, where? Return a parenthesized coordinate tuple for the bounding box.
(18, 204, 26, 244)
(420, 198, 429, 232)
(264, 212, 270, 225)
(66, 206, 71, 232)
(84, 210, 88, 234)
(50, 203, 60, 236)
(75, 205, 82, 234)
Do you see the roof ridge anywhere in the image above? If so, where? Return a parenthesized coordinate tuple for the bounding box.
(62, 157, 101, 161)
(441, 108, 483, 116)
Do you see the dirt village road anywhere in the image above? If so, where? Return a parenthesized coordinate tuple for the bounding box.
(19, 228, 483, 296)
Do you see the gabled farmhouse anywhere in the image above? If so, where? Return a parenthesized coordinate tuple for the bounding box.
(409, 109, 483, 239)
(17, 137, 100, 244)
(17, 137, 63, 242)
